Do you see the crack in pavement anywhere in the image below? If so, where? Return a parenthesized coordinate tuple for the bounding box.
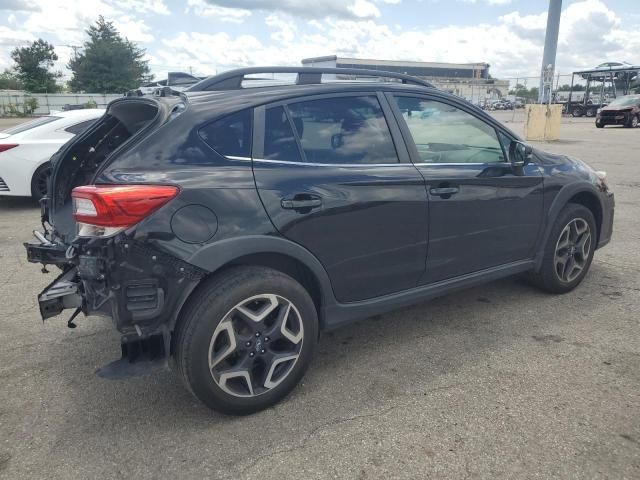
(237, 383, 464, 478)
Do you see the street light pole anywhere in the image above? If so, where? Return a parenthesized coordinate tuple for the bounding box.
(538, 0, 563, 103)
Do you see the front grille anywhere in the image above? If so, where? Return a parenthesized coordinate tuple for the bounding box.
(599, 111, 625, 118)
(0, 177, 9, 192)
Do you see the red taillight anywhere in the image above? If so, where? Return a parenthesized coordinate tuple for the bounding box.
(0, 144, 18, 153)
(72, 185, 179, 228)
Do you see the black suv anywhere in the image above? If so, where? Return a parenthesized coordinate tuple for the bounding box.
(25, 67, 614, 415)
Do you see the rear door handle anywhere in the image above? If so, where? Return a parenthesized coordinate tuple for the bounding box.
(281, 195, 323, 210)
(430, 187, 459, 197)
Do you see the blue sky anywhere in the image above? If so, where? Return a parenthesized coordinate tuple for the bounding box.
(1, 0, 639, 82)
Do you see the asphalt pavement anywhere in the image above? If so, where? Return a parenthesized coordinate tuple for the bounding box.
(0, 112, 638, 479)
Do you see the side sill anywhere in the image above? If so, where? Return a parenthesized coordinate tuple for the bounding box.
(323, 260, 535, 330)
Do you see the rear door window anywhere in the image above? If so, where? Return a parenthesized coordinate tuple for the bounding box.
(286, 96, 399, 164)
(264, 106, 302, 162)
(199, 109, 252, 158)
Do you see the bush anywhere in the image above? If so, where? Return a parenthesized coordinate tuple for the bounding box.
(23, 97, 38, 115)
(84, 99, 98, 109)
(2, 103, 20, 116)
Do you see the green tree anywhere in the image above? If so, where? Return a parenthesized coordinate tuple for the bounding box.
(68, 16, 152, 93)
(10, 39, 61, 93)
(0, 70, 23, 90)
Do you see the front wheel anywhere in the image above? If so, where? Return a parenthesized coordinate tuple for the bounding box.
(530, 204, 596, 294)
(628, 115, 639, 128)
(175, 266, 318, 415)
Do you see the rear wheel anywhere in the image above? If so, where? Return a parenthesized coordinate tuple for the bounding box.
(30, 163, 51, 201)
(530, 204, 596, 294)
(175, 266, 318, 415)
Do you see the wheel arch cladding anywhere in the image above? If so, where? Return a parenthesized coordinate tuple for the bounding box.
(536, 183, 603, 270)
(174, 236, 334, 335)
(567, 191, 602, 243)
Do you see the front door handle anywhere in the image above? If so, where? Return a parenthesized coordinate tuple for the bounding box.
(281, 194, 323, 211)
(430, 187, 459, 197)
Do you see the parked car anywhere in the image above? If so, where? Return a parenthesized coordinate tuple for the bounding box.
(595, 94, 640, 128)
(24, 67, 614, 415)
(0, 109, 104, 200)
(138, 72, 202, 95)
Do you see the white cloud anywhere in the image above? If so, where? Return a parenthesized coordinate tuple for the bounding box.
(0, 0, 39, 11)
(201, 0, 381, 19)
(186, 0, 251, 23)
(152, 0, 640, 81)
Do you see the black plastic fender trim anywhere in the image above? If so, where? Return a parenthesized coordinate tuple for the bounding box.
(533, 182, 605, 271)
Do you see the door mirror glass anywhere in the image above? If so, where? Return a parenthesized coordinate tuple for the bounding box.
(509, 141, 533, 167)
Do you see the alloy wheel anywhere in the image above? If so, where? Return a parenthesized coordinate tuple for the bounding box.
(208, 294, 304, 398)
(632, 116, 639, 128)
(554, 218, 592, 283)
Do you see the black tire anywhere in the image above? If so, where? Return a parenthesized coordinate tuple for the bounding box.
(595, 119, 604, 128)
(175, 266, 318, 415)
(627, 115, 639, 128)
(30, 163, 51, 201)
(571, 107, 584, 117)
(530, 203, 596, 294)
(586, 107, 597, 118)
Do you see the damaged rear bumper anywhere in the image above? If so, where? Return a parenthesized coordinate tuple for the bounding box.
(25, 230, 206, 377)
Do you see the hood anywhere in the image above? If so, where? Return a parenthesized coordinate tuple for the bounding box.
(600, 104, 633, 112)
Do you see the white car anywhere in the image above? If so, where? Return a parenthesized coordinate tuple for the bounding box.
(0, 109, 104, 200)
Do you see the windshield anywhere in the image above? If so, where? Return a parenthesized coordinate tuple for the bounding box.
(608, 96, 640, 108)
(2, 116, 61, 135)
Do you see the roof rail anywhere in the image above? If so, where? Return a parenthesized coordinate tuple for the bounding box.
(186, 66, 435, 92)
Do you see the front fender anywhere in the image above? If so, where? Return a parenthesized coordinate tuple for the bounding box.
(534, 181, 604, 270)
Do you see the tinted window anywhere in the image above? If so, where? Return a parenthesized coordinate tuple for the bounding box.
(64, 119, 96, 135)
(199, 109, 252, 158)
(287, 96, 399, 164)
(264, 106, 302, 162)
(2, 116, 61, 135)
(394, 96, 505, 164)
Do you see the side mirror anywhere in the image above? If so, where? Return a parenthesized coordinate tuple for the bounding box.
(509, 141, 533, 167)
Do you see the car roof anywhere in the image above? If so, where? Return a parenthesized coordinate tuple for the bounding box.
(184, 81, 441, 109)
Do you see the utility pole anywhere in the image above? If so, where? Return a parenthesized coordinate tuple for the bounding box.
(63, 45, 82, 63)
(538, 0, 562, 103)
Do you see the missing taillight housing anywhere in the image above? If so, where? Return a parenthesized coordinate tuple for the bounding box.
(72, 185, 179, 237)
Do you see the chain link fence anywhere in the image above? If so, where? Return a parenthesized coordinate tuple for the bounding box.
(0, 92, 122, 117)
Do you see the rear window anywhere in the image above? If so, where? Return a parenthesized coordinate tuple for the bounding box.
(199, 109, 252, 158)
(2, 116, 61, 135)
(64, 119, 96, 135)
